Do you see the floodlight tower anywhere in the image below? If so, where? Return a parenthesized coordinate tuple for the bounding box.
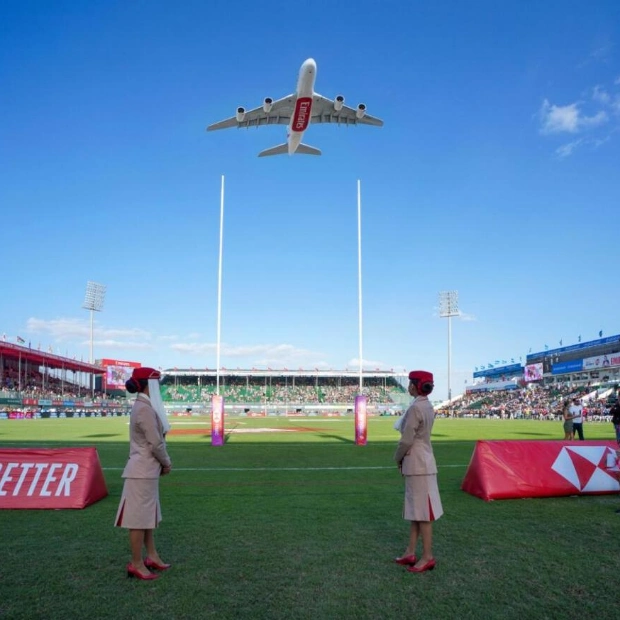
(439, 290, 459, 409)
(82, 281, 106, 397)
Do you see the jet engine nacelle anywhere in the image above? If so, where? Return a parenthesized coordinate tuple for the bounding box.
(334, 95, 344, 111)
(263, 97, 273, 113)
(356, 103, 366, 119)
(236, 107, 246, 122)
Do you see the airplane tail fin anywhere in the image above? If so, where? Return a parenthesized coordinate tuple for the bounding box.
(296, 143, 322, 156)
(258, 143, 289, 157)
(258, 143, 322, 157)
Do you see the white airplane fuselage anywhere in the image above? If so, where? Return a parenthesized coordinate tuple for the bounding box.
(288, 58, 316, 154)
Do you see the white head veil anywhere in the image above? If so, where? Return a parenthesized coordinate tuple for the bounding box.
(148, 378, 170, 434)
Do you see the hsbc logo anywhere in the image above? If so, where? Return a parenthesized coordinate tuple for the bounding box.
(551, 446, 619, 493)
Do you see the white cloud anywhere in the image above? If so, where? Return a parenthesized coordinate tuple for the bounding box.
(170, 341, 325, 367)
(539, 99, 608, 134)
(578, 41, 613, 68)
(458, 311, 477, 322)
(593, 135, 611, 148)
(346, 358, 393, 370)
(539, 100, 579, 133)
(555, 139, 584, 158)
(26, 317, 151, 341)
(593, 85, 611, 104)
(590, 44, 612, 62)
(576, 110, 608, 130)
(94, 339, 154, 350)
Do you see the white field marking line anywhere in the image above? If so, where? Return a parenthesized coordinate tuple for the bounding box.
(168, 419, 345, 425)
(102, 464, 468, 472)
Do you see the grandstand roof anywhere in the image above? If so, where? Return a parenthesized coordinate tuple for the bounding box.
(162, 368, 405, 379)
(0, 342, 104, 374)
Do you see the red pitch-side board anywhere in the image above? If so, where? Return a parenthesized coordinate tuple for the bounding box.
(461, 440, 620, 501)
(0, 447, 108, 509)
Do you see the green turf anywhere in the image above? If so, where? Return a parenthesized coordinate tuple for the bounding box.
(1, 417, 619, 619)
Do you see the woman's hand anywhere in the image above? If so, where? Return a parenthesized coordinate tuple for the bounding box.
(161, 464, 172, 476)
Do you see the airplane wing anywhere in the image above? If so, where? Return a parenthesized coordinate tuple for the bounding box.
(206, 95, 296, 131)
(310, 94, 383, 127)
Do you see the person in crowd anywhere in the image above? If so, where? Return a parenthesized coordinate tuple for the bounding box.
(570, 397, 584, 440)
(394, 370, 443, 574)
(115, 367, 172, 580)
(562, 400, 574, 440)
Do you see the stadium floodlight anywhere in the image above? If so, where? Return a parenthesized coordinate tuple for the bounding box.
(439, 291, 459, 410)
(82, 281, 106, 397)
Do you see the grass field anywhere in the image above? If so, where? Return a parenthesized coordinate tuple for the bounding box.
(1, 416, 619, 620)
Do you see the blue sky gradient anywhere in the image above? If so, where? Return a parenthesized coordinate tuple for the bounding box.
(2, 1, 619, 399)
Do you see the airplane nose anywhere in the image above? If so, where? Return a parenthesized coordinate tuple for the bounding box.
(304, 58, 317, 71)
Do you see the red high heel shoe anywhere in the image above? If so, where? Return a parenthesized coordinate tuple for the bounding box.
(407, 558, 436, 573)
(394, 554, 417, 566)
(127, 563, 159, 580)
(144, 557, 171, 571)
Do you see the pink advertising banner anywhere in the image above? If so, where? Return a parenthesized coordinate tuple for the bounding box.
(211, 395, 224, 447)
(354, 395, 367, 446)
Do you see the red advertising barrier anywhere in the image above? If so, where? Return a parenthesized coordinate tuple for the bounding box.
(0, 447, 108, 509)
(462, 440, 620, 501)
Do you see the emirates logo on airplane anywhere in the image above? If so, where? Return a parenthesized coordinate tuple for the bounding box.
(551, 446, 619, 492)
(292, 97, 312, 132)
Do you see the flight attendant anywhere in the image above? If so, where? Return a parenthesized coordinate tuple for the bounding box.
(115, 367, 172, 580)
(394, 370, 443, 573)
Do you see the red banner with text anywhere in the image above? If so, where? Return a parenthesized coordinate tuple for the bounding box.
(461, 440, 620, 501)
(0, 447, 108, 509)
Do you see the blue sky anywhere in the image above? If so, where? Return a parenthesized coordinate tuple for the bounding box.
(1, 0, 619, 400)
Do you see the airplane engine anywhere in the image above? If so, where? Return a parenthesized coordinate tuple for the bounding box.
(334, 95, 344, 111)
(356, 103, 366, 119)
(263, 97, 273, 113)
(236, 107, 246, 122)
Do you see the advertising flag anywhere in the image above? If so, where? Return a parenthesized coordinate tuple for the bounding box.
(211, 395, 224, 447)
(354, 395, 367, 446)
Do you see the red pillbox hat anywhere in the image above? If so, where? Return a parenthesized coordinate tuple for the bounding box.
(131, 367, 161, 381)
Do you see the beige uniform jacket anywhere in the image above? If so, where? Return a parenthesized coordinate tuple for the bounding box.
(122, 394, 171, 479)
(394, 396, 437, 475)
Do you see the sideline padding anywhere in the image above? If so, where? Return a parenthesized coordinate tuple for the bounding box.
(0, 447, 108, 509)
(461, 440, 620, 501)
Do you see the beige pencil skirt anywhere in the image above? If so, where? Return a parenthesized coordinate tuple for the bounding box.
(403, 474, 444, 522)
(114, 478, 162, 529)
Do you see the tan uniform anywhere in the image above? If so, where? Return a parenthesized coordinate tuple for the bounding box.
(115, 394, 171, 529)
(394, 396, 443, 521)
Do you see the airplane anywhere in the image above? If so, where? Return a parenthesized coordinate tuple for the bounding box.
(206, 58, 383, 157)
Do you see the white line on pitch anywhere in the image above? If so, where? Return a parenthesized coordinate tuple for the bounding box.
(102, 464, 467, 471)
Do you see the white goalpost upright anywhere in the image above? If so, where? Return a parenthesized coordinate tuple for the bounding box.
(355, 179, 368, 445)
(211, 174, 225, 446)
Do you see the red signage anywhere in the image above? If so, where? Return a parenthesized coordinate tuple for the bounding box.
(462, 440, 620, 501)
(292, 97, 312, 132)
(0, 447, 108, 509)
